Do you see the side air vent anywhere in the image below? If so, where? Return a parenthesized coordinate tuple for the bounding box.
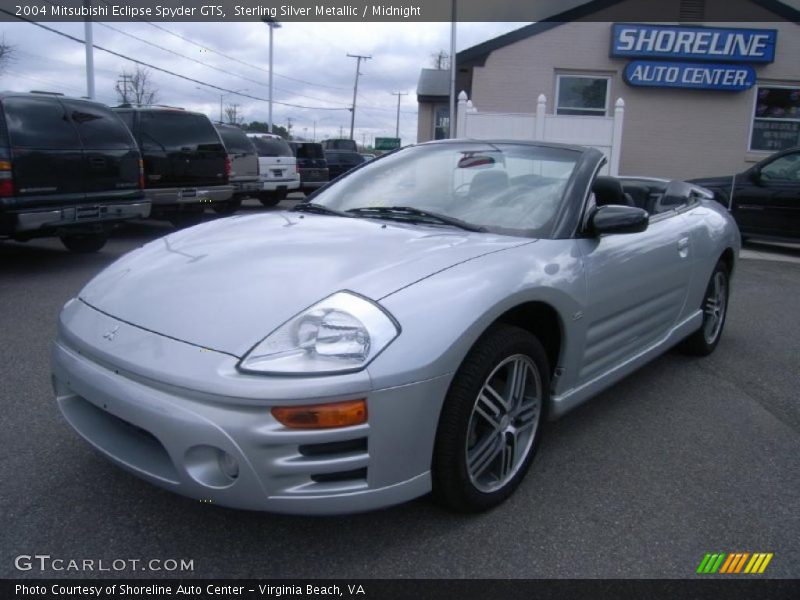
(311, 468, 368, 483)
(298, 438, 367, 457)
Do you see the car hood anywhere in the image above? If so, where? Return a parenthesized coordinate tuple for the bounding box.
(79, 212, 534, 357)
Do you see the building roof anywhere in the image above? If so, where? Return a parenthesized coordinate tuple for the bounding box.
(416, 68, 450, 101)
(456, 0, 800, 68)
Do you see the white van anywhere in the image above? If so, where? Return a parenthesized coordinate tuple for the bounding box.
(245, 133, 301, 206)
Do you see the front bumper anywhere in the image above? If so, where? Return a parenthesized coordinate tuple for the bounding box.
(51, 300, 445, 514)
(13, 201, 151, 233)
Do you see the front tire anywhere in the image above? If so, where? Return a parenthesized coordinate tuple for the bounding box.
(433, 324, 549, 512)
(680, 260, 730, 356)
(60, 232, 108, 253)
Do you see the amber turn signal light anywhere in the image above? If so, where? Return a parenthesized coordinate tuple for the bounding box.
(271, 399, 367, 429)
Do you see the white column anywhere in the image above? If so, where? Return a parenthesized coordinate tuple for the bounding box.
(456, 91, 468, 138)
(610, 98, 625, 176)
(534, 94, 546, 141)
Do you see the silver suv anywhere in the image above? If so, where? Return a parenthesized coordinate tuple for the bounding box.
(246, 133, 300, 207)
(214, 124, 260, 215)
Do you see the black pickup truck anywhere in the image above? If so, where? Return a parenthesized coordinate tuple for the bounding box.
(0, 91, 149, 252)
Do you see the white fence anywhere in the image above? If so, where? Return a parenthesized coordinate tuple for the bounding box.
(455, 92, 625, 176)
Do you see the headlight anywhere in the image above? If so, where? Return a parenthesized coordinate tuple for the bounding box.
(238, 291, 399, 375)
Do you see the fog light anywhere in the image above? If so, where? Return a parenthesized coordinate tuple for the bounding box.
(271, 399, 367, 429)
(218, 451, 239, 480)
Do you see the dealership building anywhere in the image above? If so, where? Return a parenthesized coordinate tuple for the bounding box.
(416, 0, 800, 180)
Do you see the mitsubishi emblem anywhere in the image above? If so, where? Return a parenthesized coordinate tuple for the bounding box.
(103, 325, 120, 341)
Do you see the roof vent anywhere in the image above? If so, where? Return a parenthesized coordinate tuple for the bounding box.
(679, 0, 705, 21)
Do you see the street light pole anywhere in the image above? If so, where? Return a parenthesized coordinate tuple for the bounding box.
(83, 0, 95, 99)
(347, 53, 371, 140)
(263, 18, 281, 133)
(449, 0, 457, 138)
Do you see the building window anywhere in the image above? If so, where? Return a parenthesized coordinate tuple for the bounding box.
(555, 75, 610, 116)
(750, 86, 800, 152)
(434, 105, 450, 140)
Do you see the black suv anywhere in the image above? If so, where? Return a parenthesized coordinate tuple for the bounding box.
(325, 149, 366, 180)
(321, 138, 358, 152)
(113, 105, 233, 225)
(288, 141, 329, 193)
(0, 91, 149, 252)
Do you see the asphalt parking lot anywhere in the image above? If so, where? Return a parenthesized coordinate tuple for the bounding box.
(1, 201, 798, 579)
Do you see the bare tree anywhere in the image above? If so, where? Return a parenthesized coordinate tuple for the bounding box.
(116, 66, 159, 105)
(430, 50, 450, 70)
(224, 104, 242, 125)
(0, 35, 15, 75)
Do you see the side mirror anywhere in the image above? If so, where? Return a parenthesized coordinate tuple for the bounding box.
(590, 205, 649, 235)
(748, 167, 762, 183)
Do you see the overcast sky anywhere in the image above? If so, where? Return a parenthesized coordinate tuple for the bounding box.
(0, 21, 526, 145)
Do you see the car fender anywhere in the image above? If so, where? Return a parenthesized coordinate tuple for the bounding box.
(368, 239, 585, 398)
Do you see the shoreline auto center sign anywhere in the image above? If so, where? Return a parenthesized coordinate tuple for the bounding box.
(611, 24, 777, 91)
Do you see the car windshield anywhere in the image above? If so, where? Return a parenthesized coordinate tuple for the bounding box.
(310, 142, 580, 238)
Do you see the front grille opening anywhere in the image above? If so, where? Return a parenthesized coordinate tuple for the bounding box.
(311, 468, 367, 483)
(299, 437, 367, 457)
(59, 394, 179, 484)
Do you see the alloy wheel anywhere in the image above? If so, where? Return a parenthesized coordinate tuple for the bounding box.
(466, 354, 542, 493)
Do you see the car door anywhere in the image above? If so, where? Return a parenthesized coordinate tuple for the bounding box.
(62, 99, 141, 207)
(575, 204, 694, 384)
(732, 151, 800, 239)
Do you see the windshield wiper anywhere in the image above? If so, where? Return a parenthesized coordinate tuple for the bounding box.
(291, 203, 350, 217)
(346, 206, 486, 232)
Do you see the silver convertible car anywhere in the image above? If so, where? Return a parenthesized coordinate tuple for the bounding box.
(52, 140, 740, 514)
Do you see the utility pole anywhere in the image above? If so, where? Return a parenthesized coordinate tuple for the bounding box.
(117, 73, 132, 104)
(84, 0, 95, 99)
(338, 125, 344, 138)
(347, 53, 371, 140)
(287, 116, 294, 139)
(390, 91, 408, 139)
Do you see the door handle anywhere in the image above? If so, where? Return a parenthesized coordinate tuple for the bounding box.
(678, 237, 690, 258)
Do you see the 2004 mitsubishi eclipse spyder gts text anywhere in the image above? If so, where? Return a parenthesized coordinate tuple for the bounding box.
(52, 140, 740, 514)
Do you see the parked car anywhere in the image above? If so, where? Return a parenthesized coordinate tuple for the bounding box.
(246, 133, 300, 206)
(113, 105, 232, 226)
(288, 141, 329, 193)
(321, 138, 358, 152)
(52, 140, 739, 514)
(690, 147, 800, 243)
(325, 149, 366, 180)
(213, 124, 260, 215)
(0, 91, 149, 252)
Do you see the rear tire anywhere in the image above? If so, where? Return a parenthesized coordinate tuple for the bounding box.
(60, 232, 108, 253)
(258, 192, 281, 207)
(212, 197, 242, 215)
(167, 207, 205, 228)
(433, 324, 549, 512)
(680, 260, 730, 356)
